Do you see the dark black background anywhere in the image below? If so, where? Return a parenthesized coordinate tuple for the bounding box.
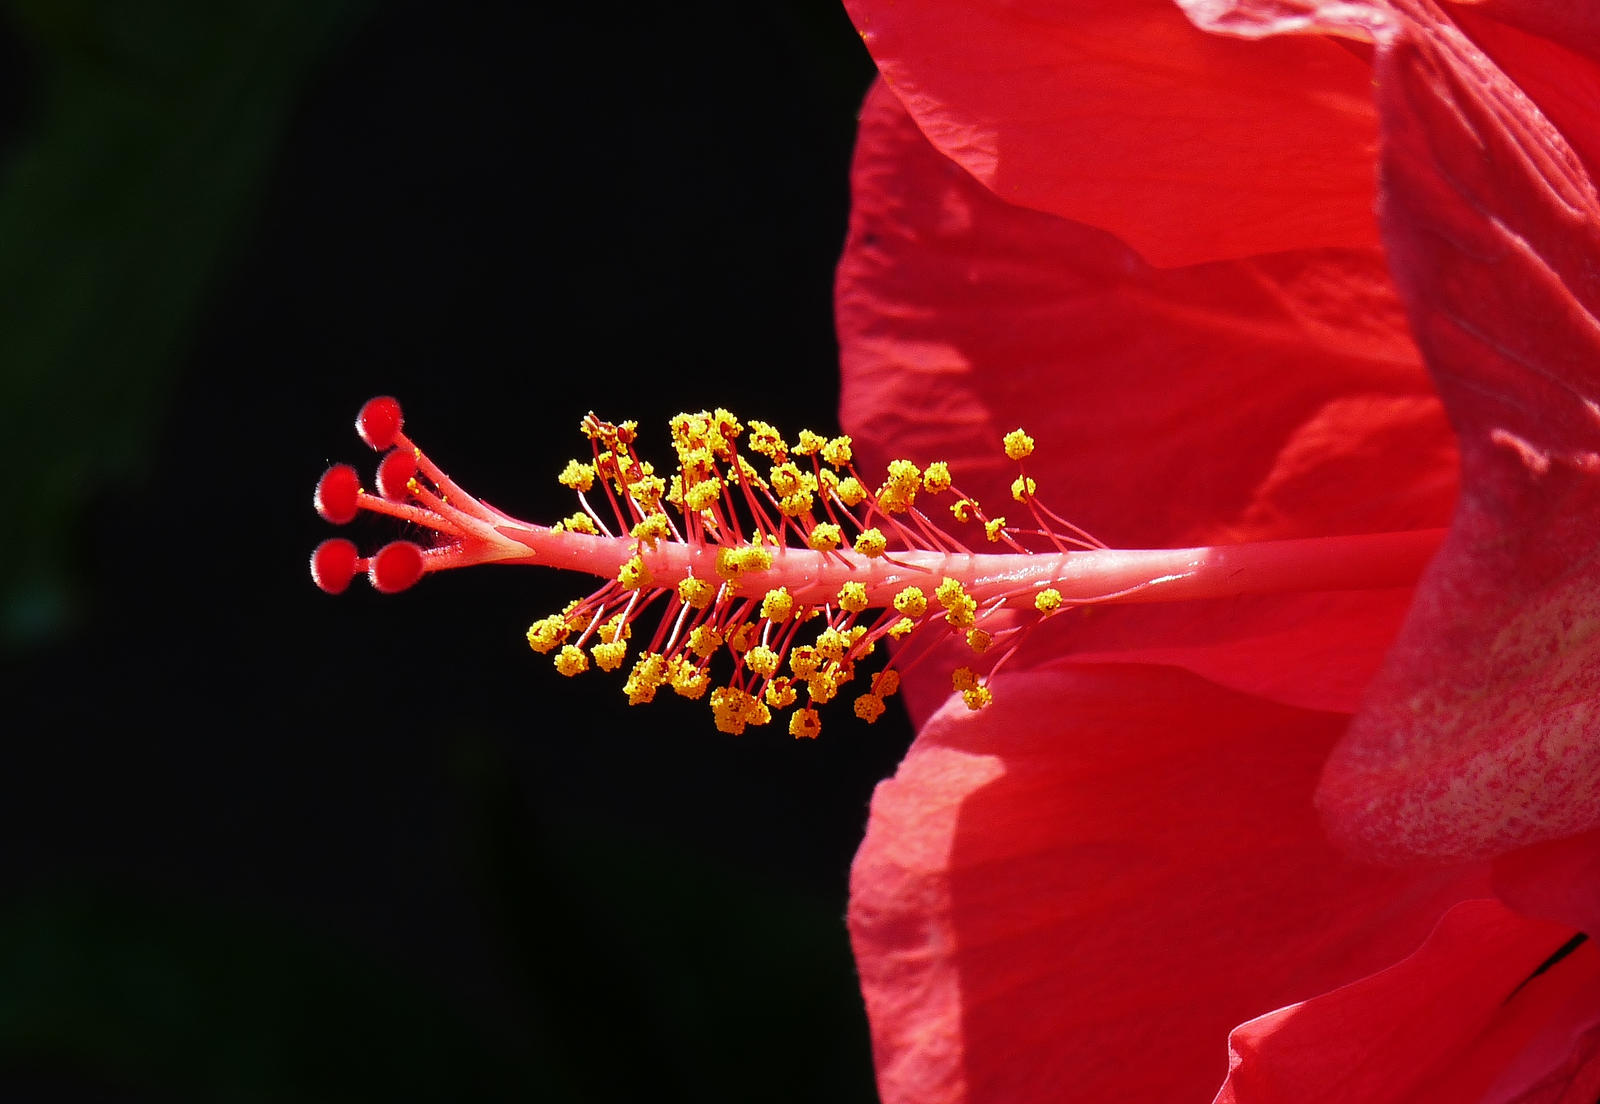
(3, 2, 901, 1099)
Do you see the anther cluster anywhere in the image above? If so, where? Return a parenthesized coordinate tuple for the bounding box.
(312, 397, 1100, 737)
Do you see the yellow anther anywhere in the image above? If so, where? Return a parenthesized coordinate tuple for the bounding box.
(678, 444, 715, 477)
(678, 576, 716, 609)
(685, 477, 723, 512)
(821, 436, 853, 468)
(597, 614, 630, 645)
(708, 408, 742, 459)
(952, 666, 980, 692)
(526, 615, 569, 654)
(935, 577, 977, 629)
(561, 599, 593, 630)
(630, 475, 666, 511)
(618, 554, 652, 590)
(1035, 588, 1064, 614)
(738, 544, 773, 574)
(808, 523, 843, 552)
(886, 458, 921, 490)
(727, 623, 757, 654)
(670, 411, 709, 451)
(951, 499, 977, 523)
(623, 652, 668, 705)
(761, 587, 795, 622)
(893, 586, 928, 618)
(853, 528, 887, 558)
(795, 429, 827, 456)
(922, 461, 952, 494)
(630, 514, 671, 549)
(888, 617, 917, 640)
(668, 655, 711, 700)
(876, 459, 922, 513)
(713, 688, 748, 729)
(593, 640, 628, 672)
(764, 677, 798, 709)
(770, 462, 807, 498)
(835, 476, 867, 507)
(779, 491, 815, 517)
(837, 581, 869, 614)
(962, 685, 994, 711)
(554, 644, 589, 676)
(746, 420, 789, 460)
(853, 694, 886, 723)
(745, 645, 781, 678)
(871, 669, 901, 698)
(1003, 429, 1035, 461)
(558, 459, 596, 493)
(711, 686, 769, 735)
(807, 669, 840, 705)
(561, 512, 600, 535)
(985, 517, 1008, 542)
(687, 624, 724, 659)
(789, 707, 823, 740)
(1011, 475, 1037, 502)
(966, 628, 993, 653)
(790, 646, 821, 679)
(815, 627, 851, 663)
(715, 547, 743, 582)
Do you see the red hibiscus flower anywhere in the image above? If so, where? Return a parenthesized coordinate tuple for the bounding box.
(836, 1, 1600, 1101)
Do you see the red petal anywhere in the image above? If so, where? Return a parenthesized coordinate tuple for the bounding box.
(841, 0, 1381, 266)
(1494, 829, 1600, 936)
(849, 664, 1487, 1104)
(1279, 4, 1600, 863)
(1457, 3, 1600, 64)
(1215, 900, 1597, 1104)
(837, 81, 1453, 722)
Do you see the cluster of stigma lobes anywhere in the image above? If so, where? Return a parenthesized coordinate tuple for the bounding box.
(312, 397, 1106, 739)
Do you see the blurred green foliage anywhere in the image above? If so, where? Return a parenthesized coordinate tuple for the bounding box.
(0, 0, 367, 644)
(2, 2, 887, 1099)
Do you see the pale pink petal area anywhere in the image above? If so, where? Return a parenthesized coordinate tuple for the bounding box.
(840, 0, 1381, 266)
(837, 80, 1455, 723)
(1176, 0, 1600, 865)
(849, 663, 1488, 1104)
(1214, 899, 1597, 1104)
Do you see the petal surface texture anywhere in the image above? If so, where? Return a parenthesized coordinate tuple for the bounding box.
(1215, 899, 1600, 1104)
(836, 79, 1455, 726)
(849, 665, 1488, 1104)
(840, 0, 1383, 266)
(1170, 2, 1600, 865)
